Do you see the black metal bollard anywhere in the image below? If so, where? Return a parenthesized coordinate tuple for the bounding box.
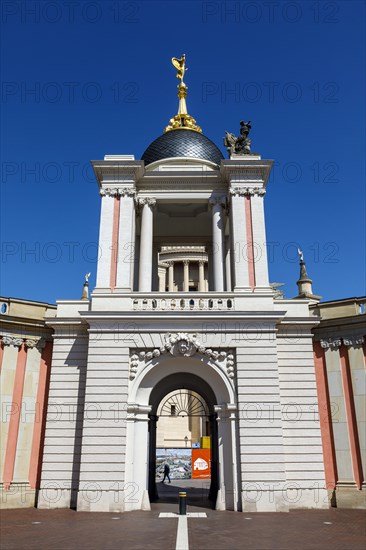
(179, 491, 187, 515)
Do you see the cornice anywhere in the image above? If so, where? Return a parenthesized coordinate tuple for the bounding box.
(91, 160, 144, 187)
(220, 160, 273, 186)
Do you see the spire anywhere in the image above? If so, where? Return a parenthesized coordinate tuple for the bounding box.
(295, 249, 321, 300)
(81, 272, 91, 300)
(164, 54, 202, 134)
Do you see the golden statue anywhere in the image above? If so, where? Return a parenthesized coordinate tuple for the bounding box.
(172, 54, 187, 83)
(164, 54, 202, 134)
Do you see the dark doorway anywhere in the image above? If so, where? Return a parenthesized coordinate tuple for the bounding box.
(148, 373, 219, 509)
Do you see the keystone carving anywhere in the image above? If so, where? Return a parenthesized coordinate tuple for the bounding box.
(129, 333, 235, 380)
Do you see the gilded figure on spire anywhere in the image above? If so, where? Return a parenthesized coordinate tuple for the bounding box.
(172, 54, 188, 83)
(164, 54, 202, 133)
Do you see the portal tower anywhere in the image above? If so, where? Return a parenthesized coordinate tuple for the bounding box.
(38, 56, 328, 513)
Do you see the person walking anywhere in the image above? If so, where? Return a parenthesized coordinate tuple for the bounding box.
(162, 464, 171, 483)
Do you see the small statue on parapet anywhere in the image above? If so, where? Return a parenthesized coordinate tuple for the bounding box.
(224, 120, 252, 157)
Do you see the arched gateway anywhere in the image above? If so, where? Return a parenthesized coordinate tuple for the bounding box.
(126, 347, 239, 511)
(37, 56, 329, 513)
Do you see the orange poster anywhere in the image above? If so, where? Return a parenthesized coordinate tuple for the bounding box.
(191, 449, 211, 479)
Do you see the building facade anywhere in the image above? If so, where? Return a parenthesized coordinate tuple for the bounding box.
(36, 80, 331, 511)
(1, 61, 365, 512)
(0, 298, 55, 508)
(311, 298, 366, 508)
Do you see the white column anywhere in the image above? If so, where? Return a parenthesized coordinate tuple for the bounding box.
(229, 190, 250, 291)
(198, 260, 205, 292)
(225, 235, 232, 292)
(96, 193, 114, 288)
(250, 191, 270, 289)
(158, 266, 166, 292)
(183, 261, 189, 292)
(210, 197, 226, 292)
(168, 262, 174, 292)
(138, 198, 155, 292)
(124, 405, 151, 511)
(116, 190, 136, 291)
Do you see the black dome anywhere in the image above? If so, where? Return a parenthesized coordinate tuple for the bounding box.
(141, 130, 224, 166)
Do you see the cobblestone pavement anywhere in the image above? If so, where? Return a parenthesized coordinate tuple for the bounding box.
(1, 506, 365, 550)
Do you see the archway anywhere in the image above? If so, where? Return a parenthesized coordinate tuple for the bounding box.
(125, 352, 240, 512)
(148, 373, 219, 508)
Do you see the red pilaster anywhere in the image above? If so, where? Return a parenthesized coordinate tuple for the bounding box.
(245, 195, 256, 290)
(2, 343, 27, 490)
(28, 341, 53, 489)
(110, 196, 121, 289)
(339, 344, 364, 489)
(313, 341, 338, 490)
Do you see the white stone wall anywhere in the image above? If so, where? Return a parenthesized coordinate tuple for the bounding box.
(236, 330, 288, 512)
(76, 331, 129, 512)
(38, 329, 88, 509)
(276, 328, 328, 509)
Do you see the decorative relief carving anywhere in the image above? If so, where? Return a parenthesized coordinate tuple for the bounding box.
(230, 187, 265, 197)
(100, 187, 136, 197)
(129, 333, 235, 381)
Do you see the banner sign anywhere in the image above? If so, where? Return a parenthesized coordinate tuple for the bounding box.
(191, 449, 211, 479)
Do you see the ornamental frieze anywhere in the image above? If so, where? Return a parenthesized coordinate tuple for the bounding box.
(129, 332, 235, 381)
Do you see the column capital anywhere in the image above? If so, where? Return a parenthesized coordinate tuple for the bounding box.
(25, 338, 46, 351)
(126, 403, 152, 421)
(342, 336, 364, 347)
(138, 197, 156, 207)
(1, 336, 23, 348)
(183, 260, 190, 266)
(229, 186, 265, 197)
(209, 196, 227, 208)
(100, 187, 136, 197)
(320, 338, 342, 349)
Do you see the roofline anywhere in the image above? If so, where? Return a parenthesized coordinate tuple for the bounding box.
(0, 296, 57, 309)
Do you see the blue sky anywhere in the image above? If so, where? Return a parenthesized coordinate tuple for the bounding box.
(1, 0, 365, 303)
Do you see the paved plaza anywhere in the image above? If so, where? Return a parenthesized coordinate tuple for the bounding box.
(1, 481, 365, 550)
